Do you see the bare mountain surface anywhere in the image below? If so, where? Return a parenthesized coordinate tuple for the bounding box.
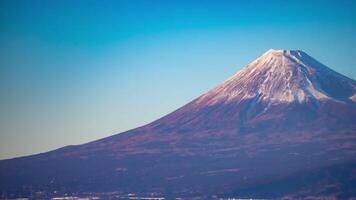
(1, 49, 355, 199)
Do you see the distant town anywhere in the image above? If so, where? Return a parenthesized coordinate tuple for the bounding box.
(0, 191, 253, 200)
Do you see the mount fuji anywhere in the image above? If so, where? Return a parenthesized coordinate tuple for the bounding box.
(1, 49, 356, 199)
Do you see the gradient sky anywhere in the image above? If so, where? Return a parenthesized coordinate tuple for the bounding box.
(0, 0, 355, 159)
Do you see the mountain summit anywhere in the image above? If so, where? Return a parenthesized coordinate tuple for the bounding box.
(196, 49, 355, 106)
(1, 50, 356, 199)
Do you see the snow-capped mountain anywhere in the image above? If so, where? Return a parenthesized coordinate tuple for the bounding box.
(1, 50, 355, 199)
(195, 49, 355, 105)
(153, 49, 355, 134)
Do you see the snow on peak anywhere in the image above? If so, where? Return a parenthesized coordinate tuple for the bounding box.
(254, 49, 307, 67)
(194, 49, 356, 106)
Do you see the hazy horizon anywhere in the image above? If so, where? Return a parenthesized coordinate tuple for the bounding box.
(1, 0, 356, 160)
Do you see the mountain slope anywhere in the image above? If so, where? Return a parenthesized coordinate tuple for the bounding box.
(1, 49, 356, 199)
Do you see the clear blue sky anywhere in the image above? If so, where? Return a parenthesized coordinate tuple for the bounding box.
(0, 0, 355, 159)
